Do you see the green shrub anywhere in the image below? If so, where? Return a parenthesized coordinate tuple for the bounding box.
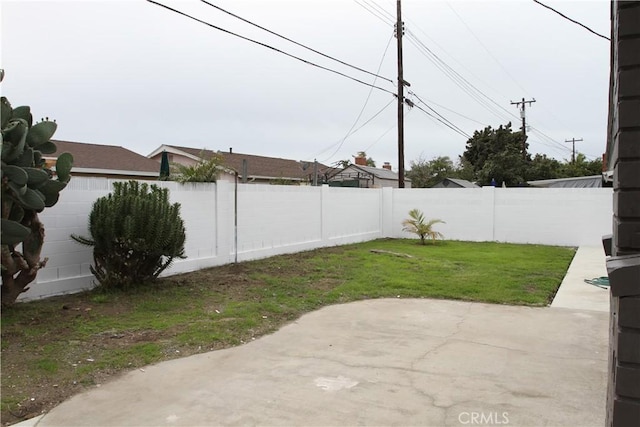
(171, 152, 222, 183)
(72, 181, 186, 289)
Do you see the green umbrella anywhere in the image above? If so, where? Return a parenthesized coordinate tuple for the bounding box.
(159, 150, 170, 181)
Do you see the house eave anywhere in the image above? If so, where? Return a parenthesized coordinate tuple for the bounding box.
(147, 145, 202, 162)
(67, 167, 159, 177)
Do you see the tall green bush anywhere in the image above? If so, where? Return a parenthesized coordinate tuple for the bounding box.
(1, 88, 74, 305)
(72, 181, 186, 289)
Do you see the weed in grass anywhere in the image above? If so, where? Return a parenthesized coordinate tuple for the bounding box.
(34, 359, 59, 374)
(90, 294, 111, 304)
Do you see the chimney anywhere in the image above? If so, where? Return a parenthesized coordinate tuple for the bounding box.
(229, 147, 233, 154)
(355, 155, 367, 166)
(383, 162, 392, 170)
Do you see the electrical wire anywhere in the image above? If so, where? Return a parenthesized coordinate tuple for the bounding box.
(376, 0, 523, 114)
(315, 33, 395, 161)
(408, 91, 471, 138)
(320, 97, 396, 162)
(200, 0, 394, 84)
(355, 0, 519, 129)
(359, 0, 595, 163)
(362, 108, 411, 152)
(528, 126, 573, 152)
(405, 31, 517, 124)
(411, 102, 471, 139)
(405, 30, 512, 121)
(446, 2, 531, 97)
(147, 0, 396, 96)
(363, 0, 395, 22)
(532, 0, 610, 41)
(412, 96, 488, 127)
(352, 0, 394, 26)
(408, 1, 589, 157)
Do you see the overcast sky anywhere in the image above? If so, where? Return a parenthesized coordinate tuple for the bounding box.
(1, 0, 610, 170)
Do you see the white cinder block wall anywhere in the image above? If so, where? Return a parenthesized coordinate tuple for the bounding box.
(20, 177, 613, 301)
(492, 188, 613, 246)
(392, 187, 613, 246)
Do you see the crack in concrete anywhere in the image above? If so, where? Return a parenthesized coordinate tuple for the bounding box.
(410, 302, 472, 370)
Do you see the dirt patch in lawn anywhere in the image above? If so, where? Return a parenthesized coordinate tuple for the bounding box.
(0, 249, 346, 426)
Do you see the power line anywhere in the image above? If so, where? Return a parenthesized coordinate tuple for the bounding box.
(200, 0, 393, 84)
(532, 0, 610, 41)
(315, 33, 395, 161)
(392, 1, 515, 106)
(405, 30, 518, 124)
(528, 127, 574, 155)
(319, 98, 396, 162)
(363, 108, 412, 153)
(363, 0, 572, 157)
(415, 2, 585, 153)
(359, 0, 592, 165)
(363, 0, 396, 22)
(401, 12, 584, 152)
(446, 2, 531, 97)
(147, 0, 396, 96)
(410, 100, 471, 139)
(408, 91, 471, 138)
(405, 30, 513, 122)
(414, 97, 488, 127)
(352, 0, 395, 26)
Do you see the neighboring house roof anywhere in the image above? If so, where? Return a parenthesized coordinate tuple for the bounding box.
(527, 175, 604, 188)
(432, 178, 479, 188)
(333, 164, 411, 181)
(328, 164, 411, 188)
(51, 140, 160, 177)
(148, 144, 330, 182)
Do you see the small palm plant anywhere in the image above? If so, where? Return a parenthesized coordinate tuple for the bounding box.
(402, 208, 445, 245)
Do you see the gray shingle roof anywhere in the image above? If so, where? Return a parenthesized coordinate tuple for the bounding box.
(527, 175, 603, 188)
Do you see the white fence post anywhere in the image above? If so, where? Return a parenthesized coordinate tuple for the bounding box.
(321, 184, 330, 244)
(382, 187, 394, 238)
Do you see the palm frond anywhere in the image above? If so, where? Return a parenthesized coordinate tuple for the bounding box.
(402, 209, 445, 244)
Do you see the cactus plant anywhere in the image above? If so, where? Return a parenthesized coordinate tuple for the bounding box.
(1, 91, 74, 305)
(72, 181, 186, 290)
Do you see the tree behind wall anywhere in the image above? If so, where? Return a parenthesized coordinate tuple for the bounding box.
(406, 156, 457, 188)
(462, 123, 529, 186)
(1, 92, 73, 306)
(461, 122, 604, 185)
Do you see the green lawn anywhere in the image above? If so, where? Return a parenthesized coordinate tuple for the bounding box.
(0, 239, 575, 425)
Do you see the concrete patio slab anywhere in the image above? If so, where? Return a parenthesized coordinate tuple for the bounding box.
(551, 246, 609, 312)
(28, 298, 608, 427)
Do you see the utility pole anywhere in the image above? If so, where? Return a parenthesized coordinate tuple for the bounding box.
(565, 138, 583, 163)
(510, 97, 536, 158)
(396, 0, 405, 188)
